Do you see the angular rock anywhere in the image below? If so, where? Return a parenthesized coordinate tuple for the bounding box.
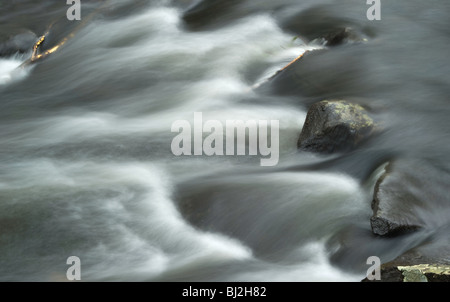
(370, 157, 450, 237)
(371, 162, 423, 236)
(298, 100, 376, 153)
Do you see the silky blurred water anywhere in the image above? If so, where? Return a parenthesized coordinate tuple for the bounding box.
(0, 0, 449, 281)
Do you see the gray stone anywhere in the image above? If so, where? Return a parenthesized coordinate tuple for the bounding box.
(298, 100, 376, 153)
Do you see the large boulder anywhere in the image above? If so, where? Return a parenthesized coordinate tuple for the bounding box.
(298, 100, 377, 153)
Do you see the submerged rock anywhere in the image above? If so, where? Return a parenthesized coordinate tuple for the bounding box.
(181, 0, 305, 31)
(320, 27, 365, 47)
(298, 100, 376, 153)
(280, 5, 373, 46)
(0, 31, 38, 57)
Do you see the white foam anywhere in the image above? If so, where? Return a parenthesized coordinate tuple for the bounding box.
(0, 4, 372, 282)
(1, 159, 251, 280)
(232, 241, 363, 282)
(0, 58, 28, 85)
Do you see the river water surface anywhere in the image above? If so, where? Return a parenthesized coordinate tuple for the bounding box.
(0, 0, 449, 281)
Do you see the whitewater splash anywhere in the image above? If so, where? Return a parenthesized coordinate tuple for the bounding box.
(3, 0, 449, 282)
(0, 57, 30, 86)
(0, 5, 364, 282)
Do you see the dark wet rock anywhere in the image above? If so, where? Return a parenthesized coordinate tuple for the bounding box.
(371, 162, 422, 236)
(0, 31, 38, 57)
(256, 45, 374, 99)
(370, 159, 450, 237)
(320, 27, 365, 47)
(370, 216, 417, 237)
(280, 5, 374, 46)
(298, 100, 377, 153)
(181, 0, 357, 34)
(182, 0, 243, 30)
(181, 0, 290, 31)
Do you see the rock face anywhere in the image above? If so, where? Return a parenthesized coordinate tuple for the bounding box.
(298, 100, 376, 153)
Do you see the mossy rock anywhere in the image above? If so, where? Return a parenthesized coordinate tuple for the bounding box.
(363, 264, 450, 282)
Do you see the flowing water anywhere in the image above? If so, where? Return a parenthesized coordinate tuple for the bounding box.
(0, 0, 449, 281)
